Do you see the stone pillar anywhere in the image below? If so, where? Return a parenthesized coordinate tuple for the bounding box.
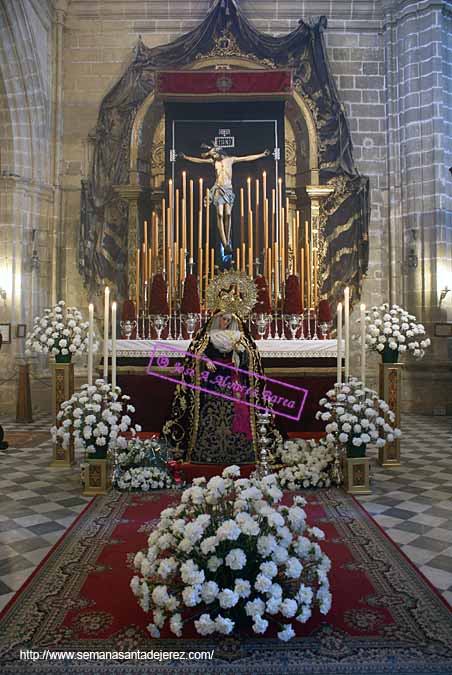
(113, 185, 149, 302)
(305, 185, 334, 302)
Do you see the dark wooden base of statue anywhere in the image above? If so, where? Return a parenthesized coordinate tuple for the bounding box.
(16, 363, 33, 422)
(378, 362, 402, 467)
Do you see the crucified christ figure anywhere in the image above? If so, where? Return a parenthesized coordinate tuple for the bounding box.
(179, 144, 271, 255)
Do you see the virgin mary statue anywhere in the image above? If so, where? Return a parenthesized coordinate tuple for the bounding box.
(162, 273, 281, 464)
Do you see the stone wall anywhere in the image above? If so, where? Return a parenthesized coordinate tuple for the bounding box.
(0, 0, 451, 415)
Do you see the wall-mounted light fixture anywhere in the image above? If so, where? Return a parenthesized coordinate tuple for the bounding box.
(439, 287, 450, 306)
(0, 287, 6, 306)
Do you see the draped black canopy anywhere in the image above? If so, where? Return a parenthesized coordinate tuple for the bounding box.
(79, 0, 369, 304)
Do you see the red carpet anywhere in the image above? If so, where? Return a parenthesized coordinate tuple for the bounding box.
(1, 490, 451, 674)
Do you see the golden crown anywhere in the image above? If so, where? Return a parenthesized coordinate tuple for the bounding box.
(206, 271, 257, 320)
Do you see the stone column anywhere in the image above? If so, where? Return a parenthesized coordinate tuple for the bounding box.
(305, 184, 334, 302)
(113, 185, 149, 301)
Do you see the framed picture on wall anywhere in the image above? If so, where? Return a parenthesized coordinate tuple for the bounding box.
(0, 323, 11, 344)
(16, 324, 27, 339)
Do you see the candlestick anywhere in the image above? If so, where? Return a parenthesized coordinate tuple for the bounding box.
(344, 287, 350, 381)
(88, 303, 94, 386)
(111, 301, 117, 390)
(103, 286, 109, 382)
(360, 303, 366, 385)
(337, 302, 343, 385)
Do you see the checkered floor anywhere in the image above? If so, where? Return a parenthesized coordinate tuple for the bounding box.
(0, 413, 451, 613)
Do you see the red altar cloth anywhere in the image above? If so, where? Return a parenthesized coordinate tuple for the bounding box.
(156, 70, 292, 97)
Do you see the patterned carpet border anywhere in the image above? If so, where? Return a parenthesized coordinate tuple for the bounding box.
(1, 489, 452, 675)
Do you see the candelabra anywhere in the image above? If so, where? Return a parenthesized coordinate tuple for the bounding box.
(256, 409, 272, 477)
(252, 313, 271, 340)
(150, 314, 168, 340)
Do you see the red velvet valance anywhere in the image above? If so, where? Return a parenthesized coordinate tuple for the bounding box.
(156, 70, 293, 97)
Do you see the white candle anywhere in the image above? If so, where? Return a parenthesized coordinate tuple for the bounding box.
(111, 301, 117, 391)
(88, 303, 94, 386)
(103, 286, 109, 382)
(360, 303, 366, 386)
(337, 302, 342, 385)
(344, 287, 350, 381)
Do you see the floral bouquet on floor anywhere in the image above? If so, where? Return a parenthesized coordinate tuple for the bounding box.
(114, 437, 175, 491)
(131, 465, 331, 641)
(359, 303, 431, 362)
(25, 300, 96, 363)
(275, 438, 342, 489)
(316, 378, 401, 458)
(51, 379, 140, 459)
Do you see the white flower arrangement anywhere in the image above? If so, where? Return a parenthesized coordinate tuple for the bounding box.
(276, 438, 342, 490)
(114, 437, 175, 491)
(131, 465, 331, 641)
(25, 300, 96, 359)
(359, 303, 431, 359)
(51, 379, 140, 457)
(316, 378, 401, 457)
(116, 466, 174, 491)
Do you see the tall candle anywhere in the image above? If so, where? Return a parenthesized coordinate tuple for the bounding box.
(271, 189, 276, 245)
(198, 248, 203, 308)
(148, 247, 152, 288)
(360, 303, 366, 385)
(306, 241, 311, 309)
(111, 301, 117, 390)
(205, 188, 210, 282)
(248, 212, 253, 276)
(162, 199, 166, 272)
(168, 247, 172, 315)
(262, 171, 267, 201)
(313, 248, 318, 307)
(103, 286, 109, 382)
(175, 188, 180, 252)
(337, 302, 343, 385)
(264, 197, 269, 255)
(168, 179, 173, 246)
(189, 179, 194, 261)
(182, 171, 187, 203)
(88, 303, 94, 386)
(278, 178, 283, 230)
(236, 247, 240, 270)
(144, 220, 148, 281)
(301, 247, 305, 309)
(167, 207, 171, 279)
(242, 242, 246, 273)
(211, 248, 214, 280)
(255, 178, 260, 257)
(198, 178, 203, 246)
(344, 287, 350, 381)
(247, 177, 251, 214)
(135, 248, 140, 318)
(155, 213, 159, 271)
(182, 197, 187, 254)
(240, 188, 245, 244)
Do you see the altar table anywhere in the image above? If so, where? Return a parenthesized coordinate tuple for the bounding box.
(111, 339, 340, 434)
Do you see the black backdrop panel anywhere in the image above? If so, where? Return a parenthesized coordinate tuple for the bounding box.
(165, 101, 285, 256)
